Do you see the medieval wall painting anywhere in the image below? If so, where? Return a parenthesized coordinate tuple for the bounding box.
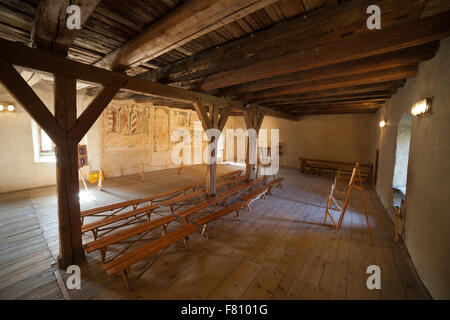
(154, 107, 170, 152)
(104, 103, 151, 151)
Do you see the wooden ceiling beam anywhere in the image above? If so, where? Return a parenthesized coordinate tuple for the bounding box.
(215, 43, 438, 95)
(254, 81, 404, 104)
(0, 38, 297, 120)
(242, 64, 418, 100)
(140, 0, 427, 84)
(96, 0, 280, 71)
(270, 97, 390, 107)
(31, 0, 100, 55)
(203, 11, 450, 90)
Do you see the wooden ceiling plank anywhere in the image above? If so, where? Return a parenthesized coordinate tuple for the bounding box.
(140, 0, 427, 84)
(31, 0, 100, 55)
(202, 11, 450, 90)
(215, 42, 439, 95)
(96, 0, 280, 71)
(242, 64, 418, 100)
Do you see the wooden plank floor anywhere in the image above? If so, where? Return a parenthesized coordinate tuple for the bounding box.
(0, 164, 428, 300)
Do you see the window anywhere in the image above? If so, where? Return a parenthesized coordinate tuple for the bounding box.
(39, 128, 54, 153)
(31, 120, 56, 163)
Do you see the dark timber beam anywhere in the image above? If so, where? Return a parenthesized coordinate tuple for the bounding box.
(202, 12, 450, 90)
(215, 43, 439, 95)
(0, 58, 121, 268)
(0, 38, 295, 120)
(31, 0, 100, 55)
(242, 65, 418, 100)
(54, 74, 84, 267)
(96, 0, 279, 71)
(254, 81, 404, 104)
(141, 0, 427, 84)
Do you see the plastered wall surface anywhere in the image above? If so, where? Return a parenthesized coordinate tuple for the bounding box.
(0, 82, 92, 193)
(371, 37, 450, 299)
(259, 113, 374, 168)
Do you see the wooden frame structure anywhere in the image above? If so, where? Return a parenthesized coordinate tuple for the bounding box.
(324, 163, 373, 245)
(0, 38, 276, 268)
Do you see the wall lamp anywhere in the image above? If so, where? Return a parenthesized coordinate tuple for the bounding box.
(411, 98, 432, 116)
(379, 120, 386, 128)
(0, 102, 15, 112)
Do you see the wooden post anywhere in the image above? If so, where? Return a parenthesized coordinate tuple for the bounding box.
(193, 102, 230, 197)
(54, 74, 84, 267)
(244, 110, 264, 180)
(206, 105, 219, 196)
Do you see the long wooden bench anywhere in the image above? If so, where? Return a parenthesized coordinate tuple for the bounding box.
(195, 202, 245, 237)
(241, 186, 269, 212)
(81, 198, 146, 224)
(160, 190, 206, 214)
(299, 157, 373, 181)
(84, 214, 176, 263)
(81, 204, 159, 240)
(266, 177, 285, 195)
(176, 194, 227, 223)
(220, 169, 243, 179)
(102, 223, 198, 289)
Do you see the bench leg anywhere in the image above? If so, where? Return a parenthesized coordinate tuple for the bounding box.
(91, 230, 97, 241)
(246, 202, 251, 214)
(162, 224, 168, 237)
(262, 193, 267, 200)
(234, 209, 241, 221)
(121, 270, 130, 290)
(183, 217, 189, 224)
(201, 225, 208, 239)
(183, 237, 189, 248)
(100, 248, 107, 263)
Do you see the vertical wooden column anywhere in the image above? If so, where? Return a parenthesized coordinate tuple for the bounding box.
(54, 74, 84, 268)
(205, 105, 219, 196)
(243, 110, 264, 180)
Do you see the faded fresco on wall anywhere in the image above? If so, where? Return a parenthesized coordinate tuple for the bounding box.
(154, 107, 170, 152)
(104, 103, 152, 150)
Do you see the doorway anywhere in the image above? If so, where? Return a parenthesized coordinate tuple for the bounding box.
(392, 113, 412, 207)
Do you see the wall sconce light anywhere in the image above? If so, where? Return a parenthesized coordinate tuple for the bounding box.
(411, 98, 432, 116)
(379, 120, 386, 128)
(0, 102, 15, 113)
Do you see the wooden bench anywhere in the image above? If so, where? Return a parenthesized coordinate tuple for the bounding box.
(266, 177, 285, 195)
(160, 190, 206, 214)
(81, 204, 159, 240)
(195, 202, 245, 236)
(241, 186, 269, 212)
(102, 223, 198, 289)
(81, 198, 146, 224)
(176, 194, 227, 223)
(220, 169, 243, 179)
(84, 214, 176, 263)
(299, 157, 373, 181)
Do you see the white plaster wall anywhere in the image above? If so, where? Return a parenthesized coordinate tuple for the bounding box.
(0, 81, 93, 193)
(371, 37, 450, 299)
(260, 113, 374, 168)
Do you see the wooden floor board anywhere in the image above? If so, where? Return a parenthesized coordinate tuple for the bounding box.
(0, 165, 427, 300)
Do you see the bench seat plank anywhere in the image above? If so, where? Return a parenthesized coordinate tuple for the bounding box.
(81, 198, 144, 217)
(103, 223, 198, 276)
(84, 214, 176, 254)
(81, 204, 159, 233)
(160, 190, 206, 207)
